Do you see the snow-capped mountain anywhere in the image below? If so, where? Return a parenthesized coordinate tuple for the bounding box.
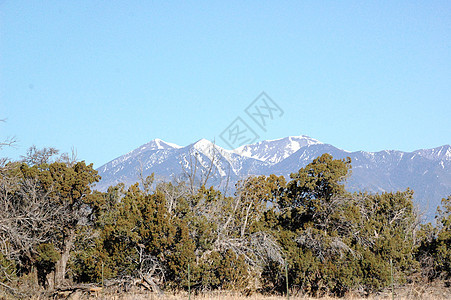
(234, 135, 322, 164)
(96, 139, 181, 189)
(95, 135, 451, 221)
(96, 138, 270, 192)
(413, 145, 451, 162)
(267, 143, 451, 219)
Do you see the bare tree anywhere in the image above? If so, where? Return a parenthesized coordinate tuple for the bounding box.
(59, 147, 78, 167)
(20, 145, 78, 167)
(21, 146, 59, 166)
(0, 165, 66, 289)
(179, 141, 222, 195)
(156, 181, 188, 216)
(0, 136, 16, 151)
(137, 158, 155, 195)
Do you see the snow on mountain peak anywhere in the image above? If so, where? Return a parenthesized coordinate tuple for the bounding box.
(415, 145, 451, 161)
(234, 134, 322, 164)
(145, 138, 181, 150)
(192, 138, 215, 151)
(263, 134, 321, 144)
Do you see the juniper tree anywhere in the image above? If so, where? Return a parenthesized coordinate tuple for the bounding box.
(17, 157, 100, 287)
(261, 154, 420, 296)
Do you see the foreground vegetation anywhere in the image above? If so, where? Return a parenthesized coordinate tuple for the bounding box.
(0, 146, 450, 298)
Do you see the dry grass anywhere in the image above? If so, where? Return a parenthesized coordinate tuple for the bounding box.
(4, 291, 450, 300)
(2, 280, 449, 300)
(75, 293, 450, 300)
(59, 284, 450, 300)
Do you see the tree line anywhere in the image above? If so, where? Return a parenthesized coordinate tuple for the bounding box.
(0, 146, 449, 297)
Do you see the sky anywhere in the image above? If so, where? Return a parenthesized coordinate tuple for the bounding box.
(1, 1, 450, 168)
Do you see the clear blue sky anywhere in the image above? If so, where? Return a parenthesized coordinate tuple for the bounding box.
(1, 1, 450, 167)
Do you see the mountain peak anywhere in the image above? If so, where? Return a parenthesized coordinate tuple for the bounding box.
(234, 134, 323, 164)
(145, 138, 181, 150)
(415, 144, 451, 161)
(190, 138, 212, 151)
(194, 138, 211, 144)
(264, 134, 321, 143)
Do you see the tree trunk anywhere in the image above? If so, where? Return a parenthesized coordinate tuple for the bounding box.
(46, 271, 55, 290)
(241, 201, 253, 237)
(30, 266, 40, 289)
(54, 229, 75, 287)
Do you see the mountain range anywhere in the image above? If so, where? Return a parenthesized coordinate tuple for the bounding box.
(95, 135, 451, 221)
